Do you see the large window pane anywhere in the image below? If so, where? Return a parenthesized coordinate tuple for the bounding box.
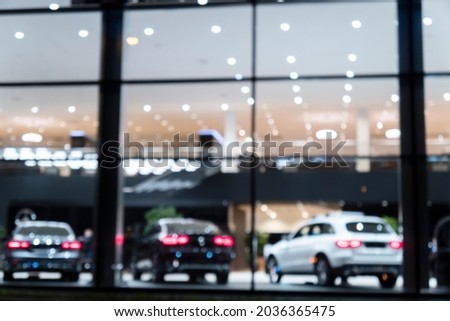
(0, 13, 101, 82)
(121, 82, 252, 289)
(257, 1, 398, 77)
(122, 6, 252, 80)
(0, 86, 98, 286)
(423, 0, 450, 73)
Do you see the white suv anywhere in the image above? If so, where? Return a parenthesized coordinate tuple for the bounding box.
(263, 211, 403, 288)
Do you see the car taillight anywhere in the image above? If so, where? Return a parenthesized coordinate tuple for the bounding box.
(61, 241, 83, 250)
(213, 235, 234, 247)
(389, 240, 403, 249)
(161, 234, 190, 246)
(7, 240, 31, 249)
(335, 239, 362, 249)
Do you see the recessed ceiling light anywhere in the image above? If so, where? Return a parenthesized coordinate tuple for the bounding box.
(67, 105, 76, 113)
(347, 53, 357, 62)
(340, 122, 347, 130)
(168, 125, 175, 132)
(15, 32, 25, 39)
(78, 30, 89, 38)
(286, 56, 296, 64)
(154, 114, 161, 120)
(31, 106, 39, 114)
(377, 121, 384, 130)
(22, 133, 43, 143)
(234, 73, 243, 80)
(247, 97, 255, 105)
(239, 129, 246, 137)
(391, 94, 400, 102)
(423, 17, 433, 26)
(227, 57, 237, 66)
(161, 120, 168, 127)
(221, 103, 229, 111)
(272, 129, 279, 136)
(344, 84, 353, 91)
(343, 95, 352, 104)
(305, 123, 312, 130)
(211, 25, 222, 34)
(346, 70, 355, 78)
(294, 96, 303, 105)
(352, 20, 362, 29)
(126, 37, 139, 46)
(385, 128, 401, 139)
(241, 86, 250, 94)
(198, 0, 208, 5)
(182, 104, 191, 112)
(292, 85, 301, 92)
(143, 104, 152, 112)
(49, 3, 59, 10)
(280, 23, 290, 31)
(316, 129, 337, 140)
(268, 118, 274, 125)
(289, 72, 299, 79)
(144, 27, 154, 36)
(444, 93, 450, 101)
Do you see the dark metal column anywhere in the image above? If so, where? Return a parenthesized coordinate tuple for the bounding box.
(93, 0, 124, 288)
(398, 0, 429, 292)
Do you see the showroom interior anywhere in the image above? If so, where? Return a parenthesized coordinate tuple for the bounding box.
(0, 0, 450, 298)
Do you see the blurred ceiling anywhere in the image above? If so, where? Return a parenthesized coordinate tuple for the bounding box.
(0, 0, 448, 156)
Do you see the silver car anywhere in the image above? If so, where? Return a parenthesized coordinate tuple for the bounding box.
(263, 212, 403, 288)
(2, 220, 82, 281)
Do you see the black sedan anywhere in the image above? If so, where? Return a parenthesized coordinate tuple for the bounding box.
(130, 218, 235, 284)
(2, 220, 82, 281)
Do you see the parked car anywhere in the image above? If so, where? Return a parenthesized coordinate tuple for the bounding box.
(263, 212, 403, 288)
(2, 220, 82, 281)
(130, 218, 235, 284)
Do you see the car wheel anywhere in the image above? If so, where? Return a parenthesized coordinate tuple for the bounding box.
(378, 273, 398, 289)
(267, 256, 282, 284)
(3, 271, 14, 281)
(63, 272, 79, 282)
(315, 256, 335, 286)
(216, 272, 229, 285)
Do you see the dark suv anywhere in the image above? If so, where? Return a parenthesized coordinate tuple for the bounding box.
(2, 220, 82, 281)
(130, 218, 235, 284)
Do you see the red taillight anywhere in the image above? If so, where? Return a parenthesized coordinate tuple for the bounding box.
(335, 239, 362, 249)
(389, 240, 403, 249)
(161, 234, 190, 246)
(7, 240, 31, 249)
(61, 241, 83, 250)
(213, 235, 234, 247)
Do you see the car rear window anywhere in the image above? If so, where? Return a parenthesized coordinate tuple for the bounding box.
(346, 222, 390, 234)
(16, 226, 71, 237)
(166, 222, 220, 235)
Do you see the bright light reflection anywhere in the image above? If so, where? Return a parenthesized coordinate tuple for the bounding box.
(343, 95, 352, 104)
(423, 17, 433, 26)
(352, 20, 362, 29)
(78, 30, 89, 38)
(289, 72, 299, 79)
(144, 28, 154, 36)
(316, 129, 337, 140)
(286, 56, 296, 64)
(15, 32, 25, 39)
(127, 37, 139, 46)
(211, 25, 222, 34)
(227, 57, 237, 66)
(280, 23, 290, 31)
(347, 53, 357, 62)
(49, 3, 59, 10)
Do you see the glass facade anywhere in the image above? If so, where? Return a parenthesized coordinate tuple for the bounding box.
(0, 0, 446, 297)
